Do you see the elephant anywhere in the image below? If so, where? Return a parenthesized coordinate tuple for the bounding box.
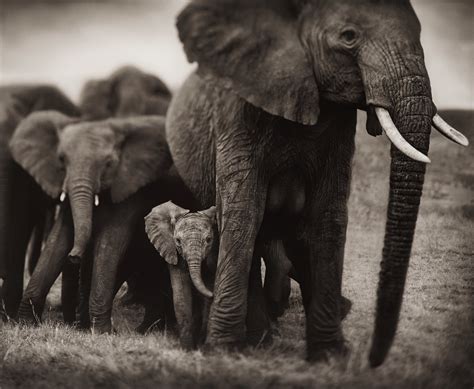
(9, 112, 174, 330)
(79, 66, 172, 121)
(78, 65, 174, 306)
(166, 0, 469, 366)
(0, 85, 80, 319)
(145, 201, 353, 348)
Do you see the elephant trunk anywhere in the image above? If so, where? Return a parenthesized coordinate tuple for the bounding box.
(185, 251, 213, 299)
(68, 178, 95, 264)
(360, 44, 435, 366)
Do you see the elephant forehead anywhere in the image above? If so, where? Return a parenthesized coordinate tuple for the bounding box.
(62, 123, 115, 145)
(175, 216, 213, 235)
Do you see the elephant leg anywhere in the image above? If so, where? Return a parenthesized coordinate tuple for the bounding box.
(89, 201, 141, 334)
(303, 207, 349, 362)
(78, 252, 93, 329)
(169, 261, 195, 349)
(2, 167, 39, 318)
(27, 218, 45, 276)
(207, 157, 267, 347)
(19, 205, 73, 323)
(61, 261, 80, 324)
(246, 255, 272, 346)
(262, 240, 293, 321)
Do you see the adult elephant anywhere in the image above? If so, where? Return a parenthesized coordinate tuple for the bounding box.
(167, 0, 469, 366)
(0, 85, 80, 318)
(79, 66, 172, 121)
(10, 113, 174, 329)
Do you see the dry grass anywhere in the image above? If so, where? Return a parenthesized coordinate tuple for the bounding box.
(1, 111, 472, 388)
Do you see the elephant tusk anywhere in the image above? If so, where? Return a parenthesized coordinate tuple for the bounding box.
(432, 114, 469, 147)
(60, 192, 66, 202)
(94, 195, 100, 207)
(375, 107, 431, 164)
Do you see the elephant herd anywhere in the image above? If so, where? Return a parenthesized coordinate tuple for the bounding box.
(0, 0, 469, 368)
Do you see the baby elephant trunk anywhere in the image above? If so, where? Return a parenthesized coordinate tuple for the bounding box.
(186, 254, 213, 299)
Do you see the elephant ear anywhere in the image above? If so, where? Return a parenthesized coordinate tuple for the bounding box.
(200, 206, 217, 223)
(110, 116, 173, 203)
(9, 111, 76, 198)
(177, 0, 319, 125)
(145, 201, 190, 265)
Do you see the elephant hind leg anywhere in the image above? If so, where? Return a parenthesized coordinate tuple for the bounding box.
(246, 255, 272, 347)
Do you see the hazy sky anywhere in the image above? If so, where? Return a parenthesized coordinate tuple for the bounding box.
(0, 0, 472, 109)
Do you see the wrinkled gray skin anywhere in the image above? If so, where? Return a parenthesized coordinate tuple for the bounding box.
(79, 66, 172, 121)
(10, 113, 173, 329)
(145, 202, 303, 348)
(167, 0, 466, 366)
(0, 85, 79, 319)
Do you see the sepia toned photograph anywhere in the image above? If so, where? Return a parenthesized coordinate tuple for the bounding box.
(0, 0, 472, 388)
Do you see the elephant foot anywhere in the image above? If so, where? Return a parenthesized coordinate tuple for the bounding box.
(202, 339, 245, 354)
(18, 299, 43, 325)
(306, 340, 350, 363)
(179, 332, 196, 351)
(90, 319, 113, 334)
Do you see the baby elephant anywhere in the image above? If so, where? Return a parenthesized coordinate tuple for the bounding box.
(145, 201, 294, 348)
(145, 202, 217, 348)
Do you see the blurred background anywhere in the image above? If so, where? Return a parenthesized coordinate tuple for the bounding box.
(0, 0, 473, 108)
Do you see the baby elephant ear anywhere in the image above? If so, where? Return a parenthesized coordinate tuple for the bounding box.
(177, 0, 319, 125)
(9, 111, 75, 199)
(201, 206, 217, 221)
(145, 201, 190, 265)
(109, 116, 173, 203)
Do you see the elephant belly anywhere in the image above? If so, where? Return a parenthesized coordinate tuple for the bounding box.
(265, 172, 306, 221)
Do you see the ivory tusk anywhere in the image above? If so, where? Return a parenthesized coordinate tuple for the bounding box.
(59, 192, 66, 202)
(375, 107, 431, 164)
(94, 195, 100, 207)
(432, 114, 469, 146)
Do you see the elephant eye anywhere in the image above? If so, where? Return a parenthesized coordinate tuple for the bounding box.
(205, 237, 212, 244)
(340, 28, 358, 47)
(175, 238, 181, 246)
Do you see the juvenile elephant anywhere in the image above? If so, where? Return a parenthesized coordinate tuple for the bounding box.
(145, 201, 352, 348)
(79, 66, 172, 121)
(0, 85, 80, 318)
(10, 112, 173, 329)
(167, 0, 468, 365)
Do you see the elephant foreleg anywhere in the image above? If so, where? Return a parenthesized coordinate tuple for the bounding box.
(206, 160, 267, 346)
(303, 206, 349, 362)
(61, 261, 80, 324)
(19, 205, 73, 324)
(169, 261, 195, 349)
(89, 200, 142, 334)
(78, 252, 93, 329)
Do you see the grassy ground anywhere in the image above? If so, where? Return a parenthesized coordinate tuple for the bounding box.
(1, 110, 472, 388)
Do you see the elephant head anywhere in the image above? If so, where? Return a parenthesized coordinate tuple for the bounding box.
(177, 0, 469, 366)
(145, 201, 217, 299)
(79, 66, 172, 120)
(10, 112, 172, 264)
